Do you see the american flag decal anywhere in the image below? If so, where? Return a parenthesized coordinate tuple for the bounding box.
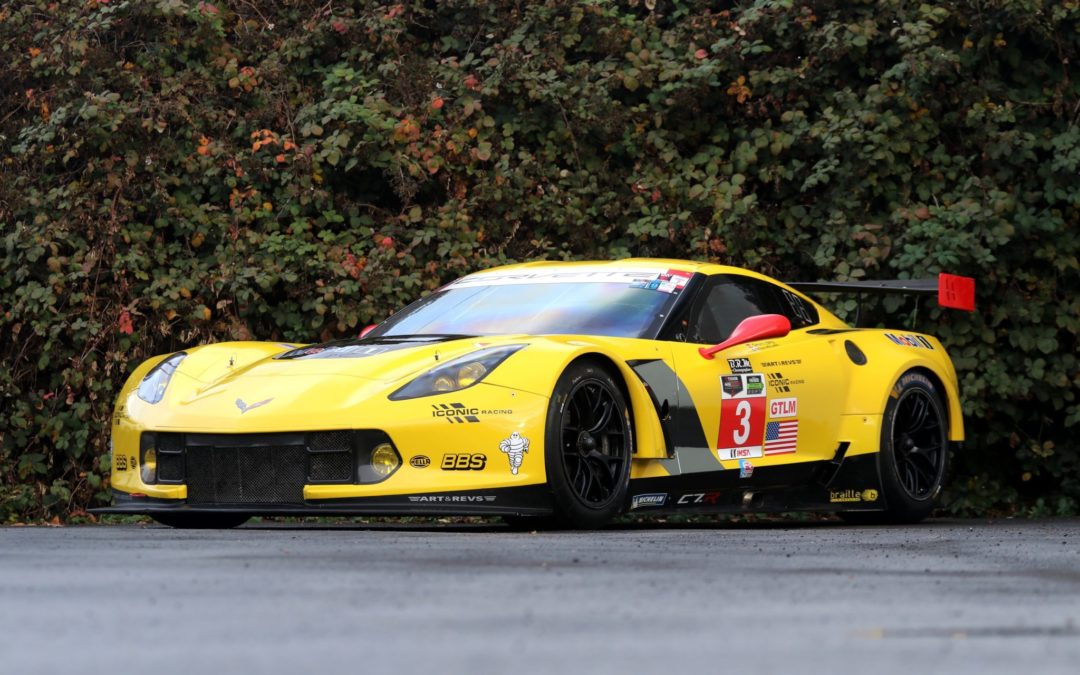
(764, 420, 798, 455)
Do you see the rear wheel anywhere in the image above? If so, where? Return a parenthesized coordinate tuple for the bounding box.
(842, 371, 948, 524)
(542, 360, 633, 529)
(150, 513, 251, 529)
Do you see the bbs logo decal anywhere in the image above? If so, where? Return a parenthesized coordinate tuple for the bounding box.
(441, 453, 487, 470)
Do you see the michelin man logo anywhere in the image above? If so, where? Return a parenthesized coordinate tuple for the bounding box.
(499, 432, 530, 475)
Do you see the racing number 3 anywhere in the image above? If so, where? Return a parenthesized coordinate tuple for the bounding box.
(717, 396, 766, 454)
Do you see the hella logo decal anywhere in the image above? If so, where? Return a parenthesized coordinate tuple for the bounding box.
(410, 455, 431, 469)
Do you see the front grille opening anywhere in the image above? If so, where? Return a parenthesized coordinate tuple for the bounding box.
(186, 445, 307, 504)
(309, 451, 354, 483)
(152, 431, 393, 505)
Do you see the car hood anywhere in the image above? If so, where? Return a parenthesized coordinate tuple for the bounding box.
(125, 336, 528, 430)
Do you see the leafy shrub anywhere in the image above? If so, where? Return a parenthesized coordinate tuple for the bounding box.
(1, 0, 1078, 521)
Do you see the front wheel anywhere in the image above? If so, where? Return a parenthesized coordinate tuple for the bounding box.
(543, 360, 633, 529)
(843, 371, 949, 524)
(150, 513, 251, 529)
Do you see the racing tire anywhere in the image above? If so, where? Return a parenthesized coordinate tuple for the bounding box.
(841, 371, 949, 525)
(542, 360, 634, 529)
(150, 513, 251, 529)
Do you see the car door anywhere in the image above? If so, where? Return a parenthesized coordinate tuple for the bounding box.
(666, 274, 848, 480)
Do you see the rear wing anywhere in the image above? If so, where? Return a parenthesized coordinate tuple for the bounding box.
(787, 273, 975, 312)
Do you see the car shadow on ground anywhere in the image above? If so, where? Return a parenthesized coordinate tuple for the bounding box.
(196, 515, 969, 534)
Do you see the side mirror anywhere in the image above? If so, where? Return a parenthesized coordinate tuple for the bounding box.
(359, 324, 377, 338)
(698, 314, 791, 360)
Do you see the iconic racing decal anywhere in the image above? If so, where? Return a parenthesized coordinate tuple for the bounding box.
(115, 455, 128, 471)
(630, 493, 667, 509)
(769, 397, 798, 418)
(764, 420, 798, 455)
(766, 372, 804, 394)
(676, 492, 722, 506)
(441, 453, 487, 470)
(235, 397, 272, 414)
(717, 373, 767, 462)
(739, 459, 754, 478)
(829, 489, 879, 503)
(410, 455, 431, 469)
(407, 495, 497, 503)
(432, 403, 479, 424)
(499, 432, 530, 475)
(884, 333, 934, 350)
(727, 358, 753, 374)
(431, 403, 514, 423)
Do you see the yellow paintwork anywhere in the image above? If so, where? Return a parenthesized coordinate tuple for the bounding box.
(110, 258, 965, 503)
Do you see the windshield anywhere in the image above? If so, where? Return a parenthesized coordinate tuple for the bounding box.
(366, 268, 694, 339)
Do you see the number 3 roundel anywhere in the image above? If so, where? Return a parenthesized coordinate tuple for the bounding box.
(717, 374, 766, 461)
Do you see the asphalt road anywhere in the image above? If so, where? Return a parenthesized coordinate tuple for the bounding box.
(1, 519, 1079, 675)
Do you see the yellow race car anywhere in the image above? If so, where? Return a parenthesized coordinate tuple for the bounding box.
(96, 259, 975, 529)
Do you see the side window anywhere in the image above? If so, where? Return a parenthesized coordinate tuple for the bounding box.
(685, 275, 782, 345)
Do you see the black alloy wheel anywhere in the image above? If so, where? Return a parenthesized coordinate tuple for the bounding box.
(841, 371, 949, 525)
(537, 360, 633, 529)
(890, 385, 947, 501)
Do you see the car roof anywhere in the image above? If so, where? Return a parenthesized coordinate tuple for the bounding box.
(466, 258, 771, 280)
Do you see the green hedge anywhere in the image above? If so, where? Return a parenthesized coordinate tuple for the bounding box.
(2, 0, 1078, 521)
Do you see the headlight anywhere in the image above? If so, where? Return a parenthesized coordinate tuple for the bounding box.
(388, 345, 526, 400)
(136, 352, 187, 404)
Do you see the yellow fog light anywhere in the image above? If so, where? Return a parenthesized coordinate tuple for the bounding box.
(456, 362, 487, 387)
(141, 447, 157, 485)
(370, 443, 400, 477)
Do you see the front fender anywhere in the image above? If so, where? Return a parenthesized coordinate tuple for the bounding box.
(483, 336, 672, 459)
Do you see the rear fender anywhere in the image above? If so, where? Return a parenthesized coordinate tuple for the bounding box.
(839, 331, 964, 443)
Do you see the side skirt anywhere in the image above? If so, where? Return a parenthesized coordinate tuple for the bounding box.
(626, 452, 886, 515)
